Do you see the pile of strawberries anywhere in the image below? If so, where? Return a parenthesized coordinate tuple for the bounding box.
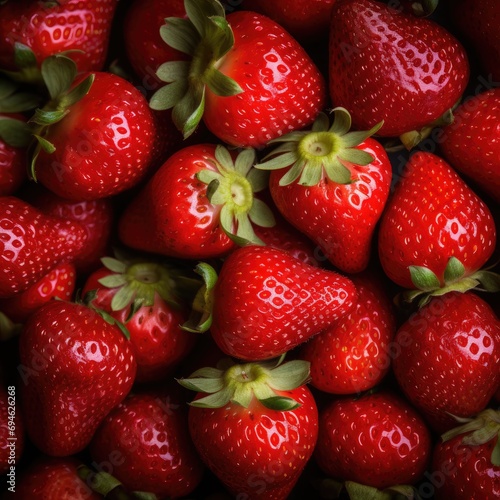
(0, 0, 499, 498)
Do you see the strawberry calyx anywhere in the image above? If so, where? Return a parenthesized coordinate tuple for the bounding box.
(345, 481, 420, 500)
(149, 0, 243, 139)
(441, 408, 500, 467)
(400, 256, 500, 307)
(196, 145, 275, 246)
(255, 107, 383, 186)
(404, 0, 439, 17)
(0, 74, 42, 113)
(0, 116, 32, 148)
(178, 356, 311, 410)
(0, 43, 45, 87)
(0, 312, 22, 341)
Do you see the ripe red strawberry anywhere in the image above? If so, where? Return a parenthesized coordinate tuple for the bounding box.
(440, 88, 500, 204)
(18, 300, 136, 456)
(149, 0, 326, 148)
(178, 358, 318, 499)
(300, 274, 396, 394)
(89, 387, 204, 498)
(392, 292, 500, 433)
(0, 261, 76, 323)
(82, 256, 197, 383)
(0, 0, 118, 73)
(11, 457, 101, 499)
(0, 196, 86, 299)
(206, 245, 357, 361)
(430, 408, 500, 499)
(314, 391, 432, 490)
(378, 151, 497, 300)
(0, 386, 24, 475)
(256, 108, 392, 273)
(119, 144, 275, 260)
(30, 64, 157, 201)
(329, 0, 469, 145)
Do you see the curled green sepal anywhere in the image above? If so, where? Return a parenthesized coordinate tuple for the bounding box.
(345, 481, 420, 500)
(441, 409, 500, 467)
(196, 144, 275, 246)
(76, 466, 124, 498)
(255, 108, 383, 187)
(399, 256, 500, 308)
(408, 0, 439, 17)
(149, 0, 243, 139)
(177, 357, 310, 410)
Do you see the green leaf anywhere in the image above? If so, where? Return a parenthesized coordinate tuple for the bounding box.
(0, 91, 41, 113)
(0, 117, 32, 148)
(110, 285, 136, 312)
(311, 111, 330, 132)
(41, 55, 77, 100)
(338, 148, 374, 166)
(101, 256, 127, 274)
(298, 162, 322, 186)
(172, 84, 205, 139)
(329, 107, 351, 136)
(469, 270, 500, 292)
(279, 159, 306, 186)
(443, 256, 466, 284)
(255, 151, 298, 171)
(219, 203, 234, 235)
(77, 467, 123, 497)
(188, 366, 224, 378)
(247, 167, 269, 193)
(196, 169, 222, 186)
(184, 0, 226, 37)
(160, 17, 201, 56)
(98, 274, 128, 289)
(131, 492, 159, 500)
(0, 77, 16, 99)
(189, 386, 233, 408)
(59, 73, 94, 108)
(235, 213, 263, 246)
(156, 61, 190, 83)
(177, 377, 224, 394)
(30, 107, 69, 126)
(149, 80, 188, 111)
(13, 43, 37, 69)
(234, 148, 256, 176)
(492, 438, 500, 467)
(409, 265, 441, 291)
(345, 481, 393, 500)
(259, 396, 300, 411)
(33, 134, 56, 154)
(248, 198, 275, 228)
(214, 144, 234, 171)
(206, 179, 222, 203)
(205, 15, 236, 60)
(323, 156, 352, 184)
(267, 360, 310, 391)
(205, 67, 243, 96)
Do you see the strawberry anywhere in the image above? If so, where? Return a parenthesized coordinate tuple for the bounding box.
(81, 255, 197, 383)
(149, 0, 326, 148)
(0, 385, 24, 476)
(202, 245, 357, 361)
(178, 358, 318, 499)
(0, 261, 76, 324)
(0, 0, 118, 74)
(28, 56, 157, 201)
(300, 274, 396, 395)
(18, 300, 136, 456)
(118, 144, 275, 260)
(314, 391, 432, 491)
(392, 292, 500, 433)
(377, 151, 497, 303)
(440, 88, 500, 204)
(89, 386, 204, 498)
(256, 108, 392, 274)
(0, 196, 86, 299)
(328, 0, 469, 147)
(430, 408, 500, 499)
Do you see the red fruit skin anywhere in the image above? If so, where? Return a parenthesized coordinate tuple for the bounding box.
(431, 435, 500, 499)
(0, 114, 27, 196)
(0, 0, 118, 72)
(11, 457, 101, 500)
(210, 245, 357, 361)
(188, 386, 318, 499)
(300, 275, 396, 394)
(118, 144, 236, 260)
(203, 11, 326, 148)
(0, 386, 24, 475)
(0, 196, 86, 299)
(329, 0, 469, 137)
(82, 267, 196, 383)
(35, 72, 156, 201)
(392, 292, 500, 433)
(314, 391, 432, 489)
(18, 301, 137, 456)
(440, 88, 500, 204)
(0, 261, 76, 323)
(90, 389, 204, 499)
(269, 139, 392, 274)
(378, 152, 496, 289)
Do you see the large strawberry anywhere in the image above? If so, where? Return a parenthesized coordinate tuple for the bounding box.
(392, 292, 500, 433)
(89, 386, 204, 498)
(198, 245, 357, 361)
(440, 88, 500, 204)
(0, 196, 86, 299)
(18, 300, 136, 456)
(378, 151, 497, 304)
(256, 108, 392, 273)
(314, 391, 432, 491)
(149, 0, 326, 148)
(178, 357, 318, 499)
(329, 0, 469, 147)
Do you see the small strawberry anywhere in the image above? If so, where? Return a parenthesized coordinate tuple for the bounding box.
(329, 0, 469, 147)
(314, 391, 432, 490)
(18, 300, 136, 456)
(0, 385, 24, 475)
(118, 144, 275, 260)
(392, 292, 500, 433)
(178, 357, 318, 499)
(378, 151, 497, 304)
(256, 108, 392, 274)
(89, 386, 204, 499)
(149, 0, 326, 148)
(440, 87, 500, 204)
(300, 274, 397, 394)
(194, 245, 357, 361)
(0, 196, 86, 299)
